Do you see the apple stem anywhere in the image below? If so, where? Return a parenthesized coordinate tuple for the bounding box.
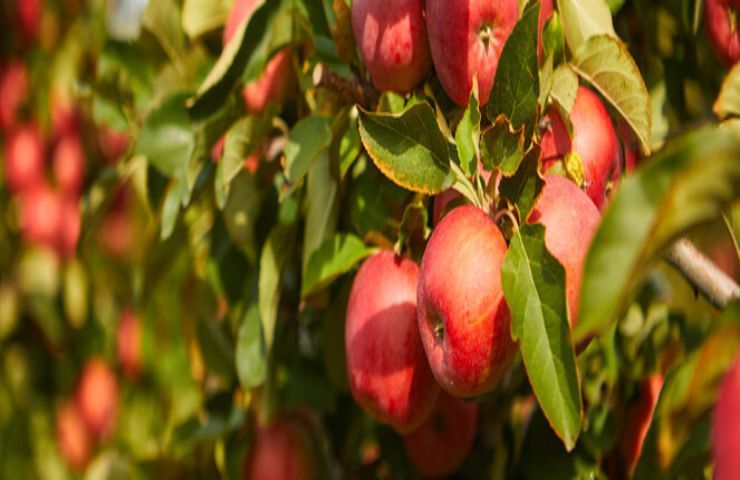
(312, 63, 378, 107)
(665, 237, 740, 309)
(451, 163, 484, 210)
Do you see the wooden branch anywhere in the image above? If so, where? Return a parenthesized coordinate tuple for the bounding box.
(312, 63, 378, 107)
(665, 237, 740, 309)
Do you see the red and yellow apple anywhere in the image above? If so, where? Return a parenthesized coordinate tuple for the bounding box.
(53, 134, 85, 195)
(0, 62, 28, 132)
(244, 418, 315, 480)
(712, 356, 740, 480)
(75, 358, 119, 439)
(619, 373, 664, 476)
(19, 182, 61, 249)
(117, 308, 142, 380)
(704, 0, 740, 66)
(56, 400, 91, 471)
(4, 124, 44, 193)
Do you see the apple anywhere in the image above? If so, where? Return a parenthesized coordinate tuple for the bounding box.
(53, 134, 85, 195)
(417, 205, 516, 397)
(402, 392, 478, 477)
(16, 0, 41, 45)
(528, 175, 601, 326)
(4, 124, 44, 193)
(0, 61, 28, 132)
(56, 401, 91, 471)
(426, 0, 519, 106)
(351, 0, 432, 93)
(19, 182, 61, 249)
(245, 418, 315, 480)
(345, 251, 439, 433)
(433, 164, 492, 225)
(540, 86, 621, 209)
(98, 125, 130, 163)
(58, 196, 81, 258)
(619, 120, 640, 175)
(619, 373, 664, 476)
(75, 358, 118, 439)
(223, 0, 293, 114)
(704, 0, 740, 66)
(712, 356, 740, 480)
(117, 308, 142, 380)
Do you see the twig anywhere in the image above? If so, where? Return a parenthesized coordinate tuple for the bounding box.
(312, 63, 378, 107)
(665, 237, 740, 309)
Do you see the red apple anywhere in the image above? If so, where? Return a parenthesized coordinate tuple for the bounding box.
(75, 358, 118, 439)
(4, 124, 44, 193)
(58, 196, 80, 258)
(712, 356, 740, 480)
(117, 308, 142, 380)
(98, 125, 130, 163)
(540, 86, 621, 209)
(528, 175, 601, 326)
(0, 62, 28, 132)
(16, 0, 42, 45)
(245, 418, 315, 480)
(223, 0, 293, 114)
(56, 401, 91, 471)
(426, 0, 519, 106)
(19, 182, 61, 248)
(345, 251, 439, 433)
(704, 0, 740, 66)
(351, 0, 432, 93)
(417, 205, 516, 397)
(619, 120, 641, 175)
(402, 392, 478, 477)
(53, 134, 85, 195)
(619, 373, 664, 476)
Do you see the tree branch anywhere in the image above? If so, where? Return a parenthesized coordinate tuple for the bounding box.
(312, 63, 378, 108)
(665, 237, 740, 309)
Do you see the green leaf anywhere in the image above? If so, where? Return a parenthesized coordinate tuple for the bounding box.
(550, 65, 579, 116)
(396, 197, 430, 263)
(486, 1, 540, 140)
(542, 11, 566, 63)
(575, 128, 740, 343)
(235, 304, 266, 389)
(556, 0, 616, 54)
(284, 116, 333, 184)
(303, 151, 339, 276)
(259, 224, 296, 352)
(182, 0, 231, 39)
(222, 171, 263, 263)
(301, 234, 373, 298)
(197, 317, 235, 378)
(357, 103, 453, 194)
(571, 35, 652, 155)
(498, 148, 544, 220)
(502, 224, 583, 451)
(714, 63, 740, 120)
(455, 89, 481, 177)
(143, 0, 187, 68)
(480, 116, 525, 175)
(136, 93, 195, 178)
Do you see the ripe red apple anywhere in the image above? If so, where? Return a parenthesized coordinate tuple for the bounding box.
(351, 0, 432, 93)
(117, 309, 142, 380)
(0, 62, 28, 132)
(540, 86, 621, 209)
(426, 0, 519, 106)
(619, 373, 664, 475)
(528, 175, 601, 326)
(53, 134, 85, 195)
(417, 205, 516, 397)
(402, 392, 478, 477)
(712, 356, 740, 480)
(58, 196, 81, 258)
(4, 124, 44, 193)
(75, 358, 118, 439)
(223, 0, 293, 114)
(56, 401, 91, 471)
(19, 182, 61, 248)
(704, 0, 740, 66)
(244, 418, 315, 480)
(345, 251, 439, 433)
(98, 125, 130, 163)
(15, 0, 42, 45)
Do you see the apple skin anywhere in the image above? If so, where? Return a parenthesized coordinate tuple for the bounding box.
(16, 0, 41, 45)
(53, 134, 85, 195)
(245, 418, 315, 480)
(351, 0, 432, 93)
(58, 196, 81, 258)
(426, 0, 519, 106)
(712, 357, 740, 480)
(704, 0, 740, 66)
(528, 175, 601, 326)
(417, 205, 516, 397)
(19, 182, 61, 248)
(223, 0, 293, 114)
(402, 392, 478, 478)
(117, 309, 142, 380)
(345, 251, 440, 433)
(4, 124, 45, 193)
(75, 358, 119, 439)
(619, 373, 664, 476)
(540, 86, 621, 209)
(56, 401, 91, 471)
(0, 62, 28, 132)
(98, 125, 130, 163)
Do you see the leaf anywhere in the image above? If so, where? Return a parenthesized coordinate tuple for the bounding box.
(357, 103, 453, 194)
(303, 151, 339, 276)
(542, 11, 566, 63)
(498, 148, 544, 220)
(480, 116, 525, 175)
(301, 234, 372, 298)
(556, 0, 616, 54)
(502, 224, 583, 451)
(575, 127, 740, 343)
(331, 0, 356, 64)
(235, 305, 266, 388)
(714, 63, 740, 120)
(284, 116, 333, 184)
(182, 0, 232, 39)
(197, 317, 235, 378)
(143, 0, 187, 67)
(396, 197, 430, 263)
(259, 224, 296, 352)
(571, 35, 652, 155)
(486, 1, 540, 140)
(222, 171, 263, 263)
(550, 65, 579, 116)
(455, 89, 482, 177)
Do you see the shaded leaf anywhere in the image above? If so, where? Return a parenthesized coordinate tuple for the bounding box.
(235, 304, 266, 389)
(259, 224, 296, 352)
(303, 152, 339, 276)
(480, 116, 525, 175)
(301, 234, 373, 298)
(455, 89, 481, 177)
(222, 171, 263, 263)
(498, 148, 544, 220)
(284, 116, 333, 184)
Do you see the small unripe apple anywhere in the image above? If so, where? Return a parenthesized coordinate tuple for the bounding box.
(351, 0, 432, 93)
(75, 358, 118, 439)
(418, 205, 516, 397)
(540, 86, 621, 209)
(19, 182, 61, 249)
(619, 373, 664, 475)
(53, 134, 85, 195)
(0, 61, 28, 132)
(402, 392, 478, 478)
(117, 309, 142, 380)
(528, 175, 601, 325)
(245, 418, 315, 480)
(712, 356, 740, 480)
(345, 251, 439, 433)
(56, 401, 91, 471)
(704, 0, 740, 66)
(4, 124, 44, 193)
(426, 0, 519, 106)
